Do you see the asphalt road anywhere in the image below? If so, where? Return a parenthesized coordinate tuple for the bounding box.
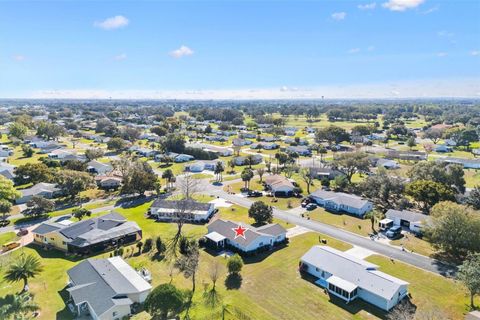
(208, 187, 457, 277)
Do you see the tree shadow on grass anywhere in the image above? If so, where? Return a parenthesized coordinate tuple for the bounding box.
(56, 287, 74, 320)
(225, 273, 242, 290)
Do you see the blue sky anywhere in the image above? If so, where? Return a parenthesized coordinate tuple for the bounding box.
(0, 0, 479, 99)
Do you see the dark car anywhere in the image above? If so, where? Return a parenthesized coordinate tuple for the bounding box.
(305, 203, 317, 211)
(17, 228, 28, 236)
(301, 198, 311, 207)
(247, 190, 263, 197)
(386, 226, 402, 239)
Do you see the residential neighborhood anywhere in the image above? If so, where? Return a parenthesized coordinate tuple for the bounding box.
(0, 1, 479, 320)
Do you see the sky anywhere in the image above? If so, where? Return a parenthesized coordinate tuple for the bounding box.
(0, 0, 479, 99)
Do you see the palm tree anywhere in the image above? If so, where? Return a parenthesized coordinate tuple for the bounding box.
(4, 254, 43, 292)
(0, 292, 39, 319)
(365, 210, 383, 233)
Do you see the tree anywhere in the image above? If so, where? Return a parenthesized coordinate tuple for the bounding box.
(457, 253, 480, 308)
(256, 167, 265, 182)
(300, 167, 315, 194)
(155, 236, 166, 255)
(55, 170, 94, 199)
(72, 207, 92, 221)
(406, 136, 416, 150)
(214, 161, 224, 182)
(4, 254, 43, 292)
(407, 161, 465, 193)
(331, 152, 370, 183)
(386, 300, 415, 320)
(424, 128, 444, 144)
(85, 148, 104, 161)
(107, 137, 128, 152)
(241, 168, 254, 190)
(8, 122, 28, 140)
(465, 186, 480, 210)
(21, 144, 34, 158)
(359, 169, 405, 211)
(274, 152, 289, 168)
(36, 121, 64, 140)
(144, 283, 186, 320)
(121, 161, 157, 196)
(178, 174, 200, 199)
(63, 159, 87, 172)
(405, 180, 455, 212)
(162, 169, 174, 189)
(26, 196, 55, 217)
(174, 242, 200, 293)
(161, 134, 186, 154)
(14, 163, 54, 185)
(204, 261, 223, 307)
(364, 210, 383, 233)
(315, 126, 350, 146)
(0, 176, 21, 220)
(425, 202, 480, 259)
(248, 201, 273, 225)
(151, 126, 168, 137)
(227, 254, 244, 274)
(0, 292, 39, 320)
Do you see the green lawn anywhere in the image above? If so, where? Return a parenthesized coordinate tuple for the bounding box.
(308, 208, 372, 237)
(0, 232, 18, 246)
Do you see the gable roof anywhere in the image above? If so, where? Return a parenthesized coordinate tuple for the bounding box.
(208, 219, 286, 247)
(385, 209, 431, 224)
(301, 246, 408, 300)
(67, 256, 151, 317)
(21, 183, 60, 197)
(310, 190, 370, 209)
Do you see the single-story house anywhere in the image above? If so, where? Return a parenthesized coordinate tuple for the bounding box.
(0, 163, 16, 181)
(95, 175, 122, 189)
(148, 199, 216, 223)
(385, 209, 431, 234)
(205, 219, 287, 254)
(16, 183, 62, 204)
(67, 256, 152, 320)
(233, 155, 263, 166)
(187, 143, 233, 157)
(87, 160, 113, 175)
(299, 246, 409, 311)
(433, 144, 452, 153)
(287, 146, 312, 156)
(134, 147, 157, 157)
(0, 145, 13, 157)
(309, 190, 373, 217)
(264, 175, 296, 196)
(437, 157, 480, 169)
(155, 153, 195, 163)
(232, 138, 252, 146)
(31, 212, 142, 254)
(375, 158, 399, 169)
(48, 149, 78, 160)
(308, 167, 344, 180)
(386, 150, 427, 161)
(185, 160, 221, 172)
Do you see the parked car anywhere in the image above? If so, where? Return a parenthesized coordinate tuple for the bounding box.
(386, 226, 403, 239)
(301, 198, 312, 207)
(247, 190, 263, 197)
(305, 203, 317, 211)
(17, 228, 28, 236)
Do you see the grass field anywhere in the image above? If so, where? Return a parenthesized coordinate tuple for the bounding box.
(0, 198, 473, 320)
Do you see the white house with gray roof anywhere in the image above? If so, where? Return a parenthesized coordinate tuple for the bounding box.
(385, 209, 431, 234)
(16, 182, 62, 204)
(205, 219, 287, 254)
(300, 246, 409, 311)
(148, 199, 216, 223)
(67, 256, 151, 320)
(309, 190, 373, 217)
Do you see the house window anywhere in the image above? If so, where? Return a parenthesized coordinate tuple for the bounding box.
(113, 311, 118, 317)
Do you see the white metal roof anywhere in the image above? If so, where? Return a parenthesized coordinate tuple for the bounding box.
(205, 231, 226, 243)
(326, 275, 358, 293)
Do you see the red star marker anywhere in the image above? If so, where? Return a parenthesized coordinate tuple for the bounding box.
(232, 225, 248, 239)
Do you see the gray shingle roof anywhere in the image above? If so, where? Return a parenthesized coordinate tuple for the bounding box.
(31, 222, 62, 235)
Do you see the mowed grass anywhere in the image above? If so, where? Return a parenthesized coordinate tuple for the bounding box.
(0, 197, 471, 320)
(366, 255, 471, 319)
(0, 232, 18, 246)
(308, 208, 372, 237)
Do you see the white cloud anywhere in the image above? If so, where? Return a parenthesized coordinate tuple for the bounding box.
(113, 53, 127, 61)
(28, 78, 480, 100)
(169, 45, 194, 58)
(13, 55, 25, 61)
(437, 30, 454, 38)
(421, 6, 439, 14)
(348, 48, 361, 54)
(436, 52, 448, 57)
(331, 12, 347, 20)
(470, 50, 480, 56)
(382, 0, 425, 11)
(358, 2, 377, 10)
(94, 15, 129, 30)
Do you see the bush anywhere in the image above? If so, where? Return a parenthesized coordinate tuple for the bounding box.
(155, 236, 166, 255)
(227, 254, 244, 274)
(143, 238, 153, 253)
